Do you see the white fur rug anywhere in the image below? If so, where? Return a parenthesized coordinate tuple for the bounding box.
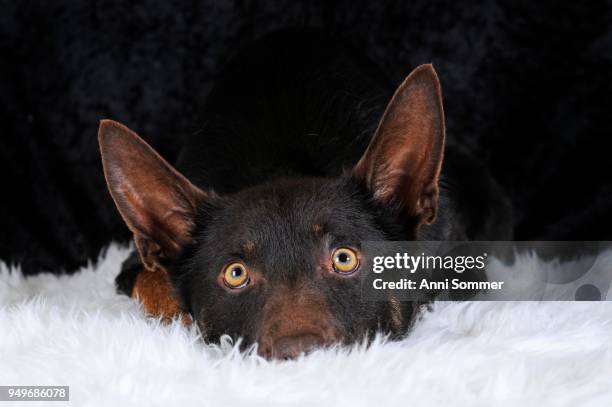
(1, 244, 612, 407)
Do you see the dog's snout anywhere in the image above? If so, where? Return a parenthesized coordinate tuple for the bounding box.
(256, 285, 339, 359)
(271, 334, 326, 359)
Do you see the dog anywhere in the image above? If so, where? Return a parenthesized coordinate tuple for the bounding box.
(98, 29, 512, 359)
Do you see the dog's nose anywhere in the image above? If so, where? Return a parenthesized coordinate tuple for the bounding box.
(271, 334, 325, 359)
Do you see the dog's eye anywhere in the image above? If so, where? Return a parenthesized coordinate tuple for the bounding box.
(223, 262, 250, 289)
(332, 247, 359, 274)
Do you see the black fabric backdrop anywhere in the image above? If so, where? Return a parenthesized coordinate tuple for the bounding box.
(1, 0, 611, 275)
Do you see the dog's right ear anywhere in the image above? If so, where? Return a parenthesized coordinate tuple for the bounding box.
(98, 120, 207, 271)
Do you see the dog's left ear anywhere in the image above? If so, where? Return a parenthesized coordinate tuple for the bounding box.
(353, 64, 445, 229)
(98, 120, 208, 271)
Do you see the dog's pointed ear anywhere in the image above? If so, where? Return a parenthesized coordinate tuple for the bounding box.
(98, 120, 207, 270)
(353, 64, 445, 228)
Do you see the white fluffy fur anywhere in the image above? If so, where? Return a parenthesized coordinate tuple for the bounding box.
(1, 244, 611, 407)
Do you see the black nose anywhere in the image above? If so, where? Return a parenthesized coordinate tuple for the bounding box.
(271, 334, 326, 359)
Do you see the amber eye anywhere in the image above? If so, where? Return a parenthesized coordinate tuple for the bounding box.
(223, 262, 250, 289)
(332, 247, 359, 274)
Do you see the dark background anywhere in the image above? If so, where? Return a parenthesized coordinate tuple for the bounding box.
(1, 0, 611, 275)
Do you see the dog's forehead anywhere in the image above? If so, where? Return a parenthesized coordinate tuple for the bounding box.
(204, 178, 361, 251)
(227, 177, 339, 223)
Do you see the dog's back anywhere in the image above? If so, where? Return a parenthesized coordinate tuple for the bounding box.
(177, 29, 512, 240)
(176, 30, 389, 191)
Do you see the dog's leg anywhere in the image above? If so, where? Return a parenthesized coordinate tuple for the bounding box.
(115, 250, 142, 296)
(116, 250, 191, 325)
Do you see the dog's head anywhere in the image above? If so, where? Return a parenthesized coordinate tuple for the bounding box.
(99, 65, 444, 359)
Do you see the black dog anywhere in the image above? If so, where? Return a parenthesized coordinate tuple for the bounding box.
(99, 29, 511, 359)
